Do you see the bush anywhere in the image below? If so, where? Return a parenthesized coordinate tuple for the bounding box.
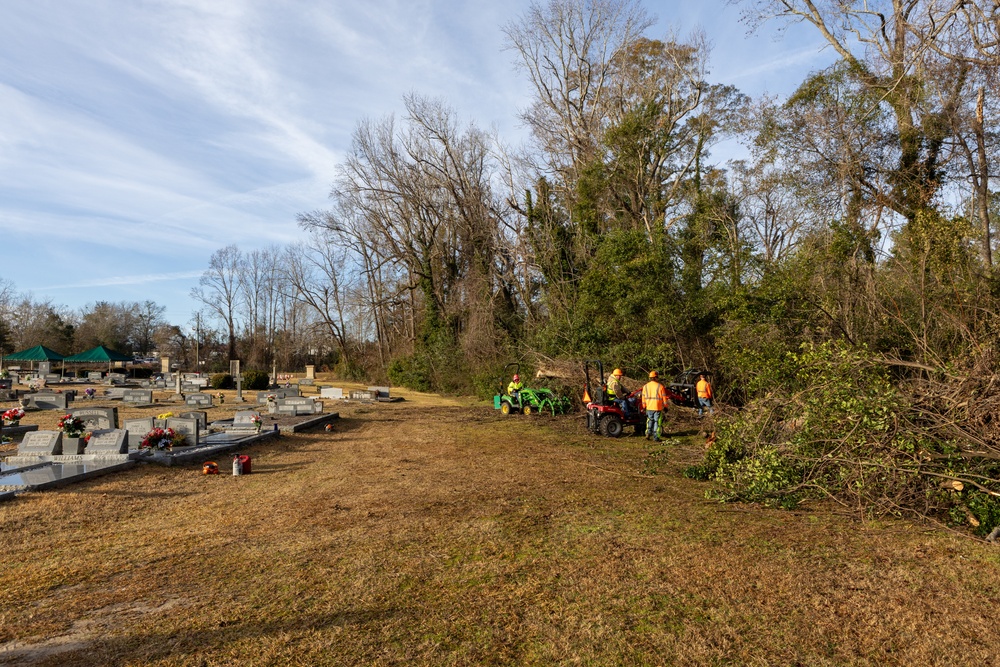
(387, 354, 431, 392)
(210, 373, 234, 389)
(242, 369, 270, 390)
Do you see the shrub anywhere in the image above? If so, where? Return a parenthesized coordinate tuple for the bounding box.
(210, 373, 234, 389)
(242, 369, 270, 390)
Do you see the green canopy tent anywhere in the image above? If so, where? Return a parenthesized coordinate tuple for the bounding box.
(1, 344, 66, 374)
(64, 345, 135, 372)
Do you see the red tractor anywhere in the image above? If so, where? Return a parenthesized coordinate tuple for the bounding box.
(582, 360, 686, 438)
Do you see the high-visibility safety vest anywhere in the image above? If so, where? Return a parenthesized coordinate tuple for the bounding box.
(608, 376, 627, 399)
(508, 381, 523, 395)
(696, 379, 713, 400)
(641, 380, 668, 411)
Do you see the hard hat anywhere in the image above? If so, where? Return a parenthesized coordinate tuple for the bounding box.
(649, 370, 658, 379)
(513, 374, 520, 381)
(612, 368, 623, 377)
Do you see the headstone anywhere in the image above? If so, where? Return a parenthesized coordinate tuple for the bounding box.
(229, 410, 261, 433)
(18, 430, 62, 456)
(178, 411, 208, 431)
(123, 418, 155, 449)
(107, 373, 127, 385)
(185, 393, 213, 408)
(87, 372, 103, 383)
(70, 406, 119, 430)
(299, 378, 314, 386)
(350, 390, 377, 402)
(305, 364, 315, 379)
(320, 387, 344, 400)
(275, 397, 323, 415)
(105, 387, 126, 399)
(87, 429, 129, 455)
(160, 356, 171, 374)
(181, 382, 201, 394)
(44, 373, 61, 383)
(26, 392, 69, 410)
(368, 386, 391, 400)
(123, 389, 154, 405)
(38, 361, 51, 375)
(165, 417, 199, 446)
(0, 379, 12, 390)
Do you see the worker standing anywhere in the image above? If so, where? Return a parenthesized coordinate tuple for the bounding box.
(696, 373, 714, 418)
(641, 371, 669, 442)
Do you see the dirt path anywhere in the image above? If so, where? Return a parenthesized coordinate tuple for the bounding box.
(1, 396, 998, 665)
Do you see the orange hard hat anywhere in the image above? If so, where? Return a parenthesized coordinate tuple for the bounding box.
(649, 370, 658, 379)
(612, 368, 623, 377)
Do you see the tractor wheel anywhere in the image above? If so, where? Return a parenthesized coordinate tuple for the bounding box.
(500, 402, 512, 415)
(600, 415, 624, 438)
(523, 404, 534, 415)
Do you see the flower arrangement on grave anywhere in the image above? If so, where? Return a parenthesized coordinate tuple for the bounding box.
(84, 387, 96, 399)
(250, 414, 263, 432)
(0, 369, 8, 378)
(2, 407, 25, 425)
(139, 427, 186, 451)
(157, 411, 174, 420)
(217, 392, 225, 404)
(57, 414, 86, 438)
(266, 394, 277, 403)
(27, 378, 43, 391)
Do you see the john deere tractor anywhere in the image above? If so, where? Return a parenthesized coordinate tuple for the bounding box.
(493, 363, 572, 416)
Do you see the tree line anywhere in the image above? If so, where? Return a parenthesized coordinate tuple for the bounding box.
(4, 0, 1000, 529)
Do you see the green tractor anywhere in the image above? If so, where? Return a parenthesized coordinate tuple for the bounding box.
(493, 363, 573, 416)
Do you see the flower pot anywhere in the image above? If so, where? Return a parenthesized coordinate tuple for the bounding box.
(62, 436, 86, 455)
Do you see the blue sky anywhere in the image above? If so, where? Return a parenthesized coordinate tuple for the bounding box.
(0, 0, 833, 326)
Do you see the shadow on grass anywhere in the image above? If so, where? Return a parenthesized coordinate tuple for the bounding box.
(17, 607, 405, 667)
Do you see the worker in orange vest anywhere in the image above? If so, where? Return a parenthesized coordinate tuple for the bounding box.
(641, 370, 669, 442)
(696, 373, 714, 417)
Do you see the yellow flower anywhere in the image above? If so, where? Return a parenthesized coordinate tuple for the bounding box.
(157, 412, 174, 420)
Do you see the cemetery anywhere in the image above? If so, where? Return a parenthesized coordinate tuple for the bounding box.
(0, 372, 346, 496)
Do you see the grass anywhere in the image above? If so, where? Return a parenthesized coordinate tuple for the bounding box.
(1, 388, 999, 665)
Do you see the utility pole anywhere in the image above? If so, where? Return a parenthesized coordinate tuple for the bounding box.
(195, 312, 200, 374)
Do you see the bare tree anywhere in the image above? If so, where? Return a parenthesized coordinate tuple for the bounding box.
(191, 245, 242, 361)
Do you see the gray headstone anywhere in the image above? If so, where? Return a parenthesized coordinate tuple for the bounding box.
(178, 411, 208, 431)
(123, 389, 154, 404)
(27, 392, 69, 410)
(368, 386, 391, 399)
(299, 378, 314, 386)
(165, 417, 200, 446)
(0, 379, 12, 390)
(70, 407, 119, 430)
(233, 410, 261, 424)
(87, 429, 129, 454)
(18, 430, 62, 455)
(320, 387, 344, 399)
(185, 393, 213, 407)
(87, 372, 103, 383)
(123, 418, 155, 449)
(105, 387, 126, 399)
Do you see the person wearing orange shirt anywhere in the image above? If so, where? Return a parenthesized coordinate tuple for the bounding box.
(696, 374, 714, 417)
(641, 370, 669, 442)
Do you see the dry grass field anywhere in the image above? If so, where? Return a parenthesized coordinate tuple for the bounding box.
(1, 385, 999, 666)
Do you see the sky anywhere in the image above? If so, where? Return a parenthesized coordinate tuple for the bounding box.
(0, 0, 835, 327)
